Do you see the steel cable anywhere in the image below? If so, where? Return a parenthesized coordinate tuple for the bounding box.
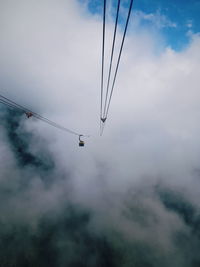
(0, 94, 88, 137)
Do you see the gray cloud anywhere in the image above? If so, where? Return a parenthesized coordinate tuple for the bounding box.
(1, 0, 200, 266)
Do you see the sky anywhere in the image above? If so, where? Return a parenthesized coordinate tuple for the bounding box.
(0, 0, 200, 266)
(82, 0, 200, 50)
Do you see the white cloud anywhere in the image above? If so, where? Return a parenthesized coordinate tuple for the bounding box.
(186, 19, 193, 29)
(1, 0, 200, 255)
(134, 10, 177, 29)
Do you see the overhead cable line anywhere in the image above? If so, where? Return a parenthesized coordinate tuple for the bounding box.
(102, 0, 121, 121)
(0, 99, 19, 110)
(0, 94, 88, 137)
(100, 0, 107, 133)
(0, 94, 79, 135)
(100, 0, 134, 135)
(104, 0, 134, 120)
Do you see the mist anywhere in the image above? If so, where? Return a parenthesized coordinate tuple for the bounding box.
(1, 0, 200, 266)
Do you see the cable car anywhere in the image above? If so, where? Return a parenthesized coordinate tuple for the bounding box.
(25, 112, 33, 118)
(101, 117, 106, 123)
(79, 135, 84, 147)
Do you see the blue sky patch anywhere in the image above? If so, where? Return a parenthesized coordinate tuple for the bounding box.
(79, 0, 200, 51)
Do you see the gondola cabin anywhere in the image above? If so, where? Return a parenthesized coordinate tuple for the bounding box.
(79, 140, 84, 147)
(79, 135, 85, 147)
(25, 112, 33, 118)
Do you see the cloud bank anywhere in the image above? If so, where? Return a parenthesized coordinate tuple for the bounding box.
(1, 0, 200, 266)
